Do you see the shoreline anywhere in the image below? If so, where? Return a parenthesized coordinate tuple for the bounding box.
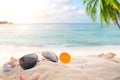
(0, 45, 120, 63)
(0, 45, 120, 56)
(0, 44, 120, 58)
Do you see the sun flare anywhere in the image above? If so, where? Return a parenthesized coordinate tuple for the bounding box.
(0, 0, 50, 23)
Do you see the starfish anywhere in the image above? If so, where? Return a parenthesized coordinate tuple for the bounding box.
(20, 76, 38, 80)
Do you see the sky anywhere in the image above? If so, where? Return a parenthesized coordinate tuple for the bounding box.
(0, 0, 95, 23)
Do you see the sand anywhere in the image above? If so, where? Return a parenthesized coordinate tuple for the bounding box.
(0, 45, 120, 80)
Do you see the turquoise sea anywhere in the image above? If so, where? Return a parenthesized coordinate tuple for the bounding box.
(0, 23, 120, 47)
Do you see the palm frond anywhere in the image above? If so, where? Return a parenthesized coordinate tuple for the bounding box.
(83, 0, 120, 28)
(84, 0, 98, 22)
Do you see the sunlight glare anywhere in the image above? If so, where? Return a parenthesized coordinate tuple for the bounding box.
(0, 0, 51, 23)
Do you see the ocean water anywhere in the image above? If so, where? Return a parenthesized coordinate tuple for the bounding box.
(0, 23, 120, 47)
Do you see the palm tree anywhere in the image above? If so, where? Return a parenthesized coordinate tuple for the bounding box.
(83, 0, 120, 29)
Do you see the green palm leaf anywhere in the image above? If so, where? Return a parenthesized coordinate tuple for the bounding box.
(83, 0, 120, 29)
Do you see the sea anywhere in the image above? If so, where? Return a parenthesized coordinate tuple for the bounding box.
(0, 23, 120, 47)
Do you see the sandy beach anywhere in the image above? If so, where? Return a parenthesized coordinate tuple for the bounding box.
(0, 45, 120, 80)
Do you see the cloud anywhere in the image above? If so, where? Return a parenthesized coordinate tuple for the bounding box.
(77, 10, 86, 15)
(55, 0, 69, 3)
(48, 4, 78, 15)
(35, 1, 89, 23)
(60, 5, 78, 12)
